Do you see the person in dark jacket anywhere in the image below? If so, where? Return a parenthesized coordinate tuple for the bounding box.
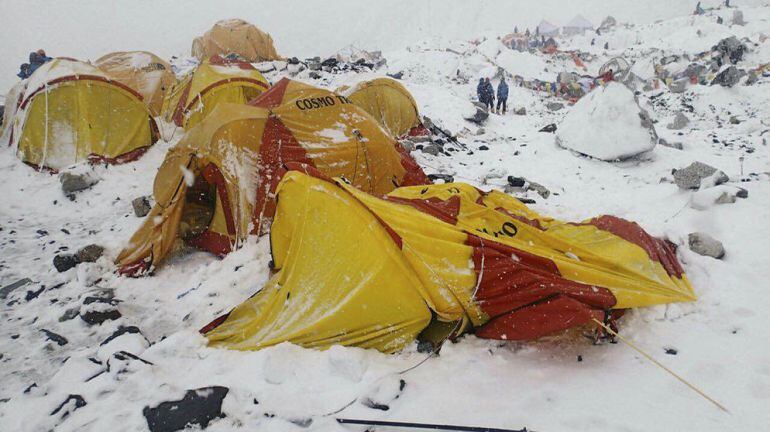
(477, 78, 486, 105)
(496, 78, 509, 114)
(484, 78, 495, 111)
(17, 49, 52, 79)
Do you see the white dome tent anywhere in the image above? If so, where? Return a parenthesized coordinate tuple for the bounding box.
(563, 15, 593, 36)
(536, 20, 559, 37)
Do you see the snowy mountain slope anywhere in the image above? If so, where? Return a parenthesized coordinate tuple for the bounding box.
(1, 1, 770, 431)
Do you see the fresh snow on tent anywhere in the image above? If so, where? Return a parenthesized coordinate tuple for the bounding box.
(1, 2, 770, 431)
(556, 82, 657, 160)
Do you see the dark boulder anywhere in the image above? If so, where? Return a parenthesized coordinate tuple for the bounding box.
(143, 386, 229, 432)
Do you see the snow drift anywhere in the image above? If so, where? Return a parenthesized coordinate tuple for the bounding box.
(556, 82, 657, 160)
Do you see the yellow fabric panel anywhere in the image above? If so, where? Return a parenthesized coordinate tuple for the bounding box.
(346, 78, 421, 138)
(206, 171, 431, 352)
(184, 83, 265, 129)
(161, 74, 192, 124)
(95, 51, 176, 116)
(192, 19, 282, 62)
(188, 61, 269, 102)
(17, 79, 153, 170)
(388, 183, 696, 308)
(337, 182, 486, 325)
(273, 80, 407, 195)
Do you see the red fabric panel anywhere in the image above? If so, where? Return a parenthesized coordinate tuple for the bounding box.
(406, 124, 430, 137)
(575, 215, 684, 277)
(87, 145, 151, 166)
(186, 229, 233, 257)
(248, 77, 291, 109)
(475, 295, 605, 340)
(251, 117, 314, 234)
(200, 312, 232, 334)
(20, 74, 148, 109)
(117, 258, 152, 277)
(385, 195, 461, 225)
(393, 141, 431, 186)
(494, 207, 545, 230)
(207, 55, 257, 70)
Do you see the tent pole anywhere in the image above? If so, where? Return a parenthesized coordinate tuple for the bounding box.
(336, 418, 528, 432)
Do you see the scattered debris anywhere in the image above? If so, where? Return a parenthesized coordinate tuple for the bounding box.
(712, 36, 746, 65)
(711, 66, 742, 87)
(513, 107, 527, 116)
(464, 102, 489, 124)
(76, 244, 104, 263)
(546, 102, 564, 111)
(667, 112, 690, 130)
(539, 123, 557, 133)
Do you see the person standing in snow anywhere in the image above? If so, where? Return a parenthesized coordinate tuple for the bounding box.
(484, 78, 495, 111)
(477, 78, 486, 106)
(496, 78, 509, 114)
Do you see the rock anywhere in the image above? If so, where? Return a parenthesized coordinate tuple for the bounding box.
(287, 57, 300, 65)
(41, 329, 68, 346)
(711, 66, 742, 87)
(667, 112, 690, 130)
(308, 71, 321, 80)
(464, 102, 489, 124)
(51, 395, 86, 420)
(557, 82, 657, 161)
(476, 127, 485, 135)
(420, 144, 441, 156)
(712, 36, 746, 64)
(506, 176, 550, 198)
(539, 123, 557, 133)
(732, 10, 745, 26)
(386, 71, 404, 80)
(101, 326, 143, 346)
(528, 181, 551, 199)
(478, 145, 489, 151)
(0, 278, 32, 300)
(736, 187, 749, 198)
(658, 138, 683, 150)
(514, 107, 526, 115)
(59, 172, 98, 194)
(729, 116, 741, 125)
(59, 308, 79, 322)
(53, 254, 78, 272)
(80, 297, 121, 326)
(143, 386, 229, 432)
(673, 162, 729, 189)
(427, 174, 454, 183)
(75, 244, 104, 263)
(715, 191, 737, 204)
(305, 57, 321, 70)
(546, 102, 564, 111)
(745, 71, 758, 85)
(669, 78, 689, 94)
(132, 196, 151, 217)
(399, 139, 415, 152)
(688, 232, 725, 259)
(98, 326, 150, 362)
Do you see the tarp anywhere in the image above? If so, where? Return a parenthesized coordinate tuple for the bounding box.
(339, 78, 423, 138)
(192, 19, 282, 63)
(161, 55, 269, 129)
(204, 170, 695, 352)
(9, 58, 158, 171)
(95, 51, 176, 116)
(117, 78, 429, 275)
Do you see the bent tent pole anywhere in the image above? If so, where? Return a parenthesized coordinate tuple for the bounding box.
(336, 418, 528, 432)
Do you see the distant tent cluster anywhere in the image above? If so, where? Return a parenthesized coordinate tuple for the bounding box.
(503, 16, 595, 53)
(2, 17, 698, 354)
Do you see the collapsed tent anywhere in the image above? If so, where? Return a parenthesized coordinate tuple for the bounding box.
(204, 170, 695, 353)
(339, 77, 426, 138)
(162, 55, 269, 129)
(117, 78, 429, 275)
(7, 58, 159, 171)
(192, 19, 282, 63)
(95, 51, 176, 116)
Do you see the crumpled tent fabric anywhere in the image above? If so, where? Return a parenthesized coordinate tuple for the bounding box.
(192, 19, 282, 63)
(161, 55, 269, 129)
(117, 79, 429, 275)
(204, 170, 695, 353)
(95, 51, 176, 116)
(339, 78, 424, 138)
(9, 58, 158, 171)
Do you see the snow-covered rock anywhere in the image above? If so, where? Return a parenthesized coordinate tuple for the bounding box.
(556, 82, 657, 161)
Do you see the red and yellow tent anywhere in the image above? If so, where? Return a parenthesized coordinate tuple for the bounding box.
(117, 79, 428, 275)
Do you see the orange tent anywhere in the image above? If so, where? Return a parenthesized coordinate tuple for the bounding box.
(192, 19, 282, 63)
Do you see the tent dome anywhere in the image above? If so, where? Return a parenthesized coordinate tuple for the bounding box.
(557, 82, 657, 161)
(95, 51, 176, 116)
(340, 77, 423, 138)
(192, 19, 282, 63)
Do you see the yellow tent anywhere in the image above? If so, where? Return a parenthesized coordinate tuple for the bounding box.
(117, 78, 429, 275)
(10, 58, 158, 171)
(204, 170, 695, 352)
(95, 51, 176, 116)
(192, 19, 282, 63)
(340, 78, 425, 138)
(161, 55, 270, 129)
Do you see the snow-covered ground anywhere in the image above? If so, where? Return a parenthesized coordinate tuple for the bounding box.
(2, 1, 770, 431)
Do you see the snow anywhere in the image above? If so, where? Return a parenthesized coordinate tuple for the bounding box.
(1, 1, 770, 431)
(557, 82, 657, 161)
